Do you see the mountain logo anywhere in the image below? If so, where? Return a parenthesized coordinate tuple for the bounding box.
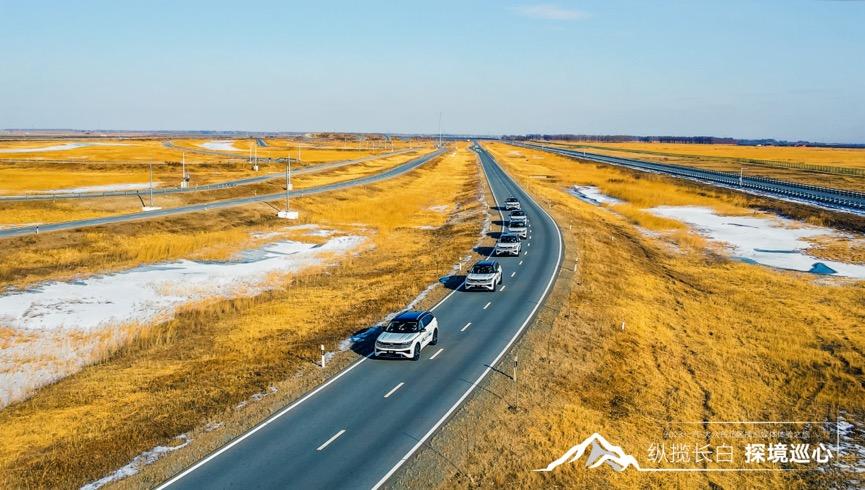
(534, 433, 641, 472)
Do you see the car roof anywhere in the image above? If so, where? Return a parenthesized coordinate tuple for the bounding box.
(475, 260, 499, 267)
(509, 221, 526, 226)
(393, 311, 426, 321)
(499, 233, 517, 238)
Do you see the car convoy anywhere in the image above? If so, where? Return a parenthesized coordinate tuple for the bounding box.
(375, 196, 529, 360)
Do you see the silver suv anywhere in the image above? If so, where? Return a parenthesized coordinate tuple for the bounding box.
(508, 221, 528, 239)
(464, 260, 503, 291)
(509, 209, 527, 225)
(494, 233, 522, 256)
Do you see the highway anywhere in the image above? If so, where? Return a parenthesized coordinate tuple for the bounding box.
(0, 148, 444, 239)
(157, 143, 563, 489)
(515, 142, 865, 214)
(0, 149, 416, 202)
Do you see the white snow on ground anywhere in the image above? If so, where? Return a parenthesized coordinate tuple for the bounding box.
(199, 140, 244, 152)
(0, 235, 366, 408)
(38, 183, 157, 194)
(834, 414, 865, 474)
(80, 434, 191, 490)
(281, 223, 336, 237)
(0, 142, 129, 153)
(567, 185, 621, 205)
(650, 206, 865, 279)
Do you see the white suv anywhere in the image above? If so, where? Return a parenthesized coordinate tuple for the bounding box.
(504, 197, 521, 210)
(464, 260, 503, 291)
(509, 209, 527, 225)
(375, 311, 438, 360)
(508, 221, 528, 239)
(494, 233, 522, 256)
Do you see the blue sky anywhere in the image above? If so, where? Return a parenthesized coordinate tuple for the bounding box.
(1, 1, 863, 142)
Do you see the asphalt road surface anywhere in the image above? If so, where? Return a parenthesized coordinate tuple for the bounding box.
(0, 148, 444, 239)
(516, 141, 865, 214)
(0, 149, 416, 202)
(157, 142, 563, 489)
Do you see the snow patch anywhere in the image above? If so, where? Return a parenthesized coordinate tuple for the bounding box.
(199, 140, 244, 152)
(650, 206, 865, 279)
(40, 183, 156, 194)
(567, 185, 621, 205)
(0, 235, 366, 408)
(80, 434, 190, 490)
(0, 142, 129, 154)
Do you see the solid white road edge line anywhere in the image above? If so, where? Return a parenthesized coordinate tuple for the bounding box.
(371, 143, 564, 490)
(384, 382, 405, 398)
(429, 348, 444, 360)
(316, 430, 346, 451)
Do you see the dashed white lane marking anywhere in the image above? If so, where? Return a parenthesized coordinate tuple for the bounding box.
(461, 322, 472, 332)
(430, 348, 444, 360)
(519, 260, 523, 265)
(384, 382, 405, 398)
(499, 285, 506, 291)
(483, 302, 491, 310)
(523, 251, 528, 256)
(317, 429, 346, 451)
(527, 242, 531, 247)
(510, 271, 516, 278)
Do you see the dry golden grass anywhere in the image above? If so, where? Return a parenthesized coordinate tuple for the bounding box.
(394, 142, 865, 489)
(0, 138, 432, 194)
(545, 140, 865, 191)
(0, 150, 426, 228)
(0, 143, 488, 489)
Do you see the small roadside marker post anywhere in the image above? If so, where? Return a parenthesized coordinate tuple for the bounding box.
(320, 345, 326, 368)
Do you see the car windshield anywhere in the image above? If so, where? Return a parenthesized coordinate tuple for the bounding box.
(385, 320, 420, 333)
(500, 235, 519, 243)
(472, 265, 496, 274)
(510, 223, 526, 229)
(511, 211, 525, 216)
(507, 198, 518, 202)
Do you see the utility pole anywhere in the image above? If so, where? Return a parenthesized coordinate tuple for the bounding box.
(149, 162, 154, 207)
(739, 167, 744, 186)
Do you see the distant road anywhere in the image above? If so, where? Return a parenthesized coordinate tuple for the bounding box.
(515, 142, 865, 214)
(156, 142, 563, 490)
(0, 149, 416, 202)
(0, 148, 445, 239)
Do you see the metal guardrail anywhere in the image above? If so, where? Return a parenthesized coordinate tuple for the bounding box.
(516, 143, 865, 213)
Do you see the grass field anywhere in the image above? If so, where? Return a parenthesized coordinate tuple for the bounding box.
(0, 143, 490, 489)
(0, 138, 432, 194)
(543, 140, 865, 191)
(393, 142, 865, 489)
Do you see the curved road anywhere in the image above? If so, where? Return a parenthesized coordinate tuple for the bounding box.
(0, 149, 417, 202)
(0, 149, 444, 239)
(156, 143, 563, 489)
(517, 142, 865, 214)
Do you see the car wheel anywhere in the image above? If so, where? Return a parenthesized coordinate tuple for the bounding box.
(430, 329, 438, 346)
(411, 344, 421, 361)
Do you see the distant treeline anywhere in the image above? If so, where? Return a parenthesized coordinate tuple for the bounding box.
(503, 134, 865, 149)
